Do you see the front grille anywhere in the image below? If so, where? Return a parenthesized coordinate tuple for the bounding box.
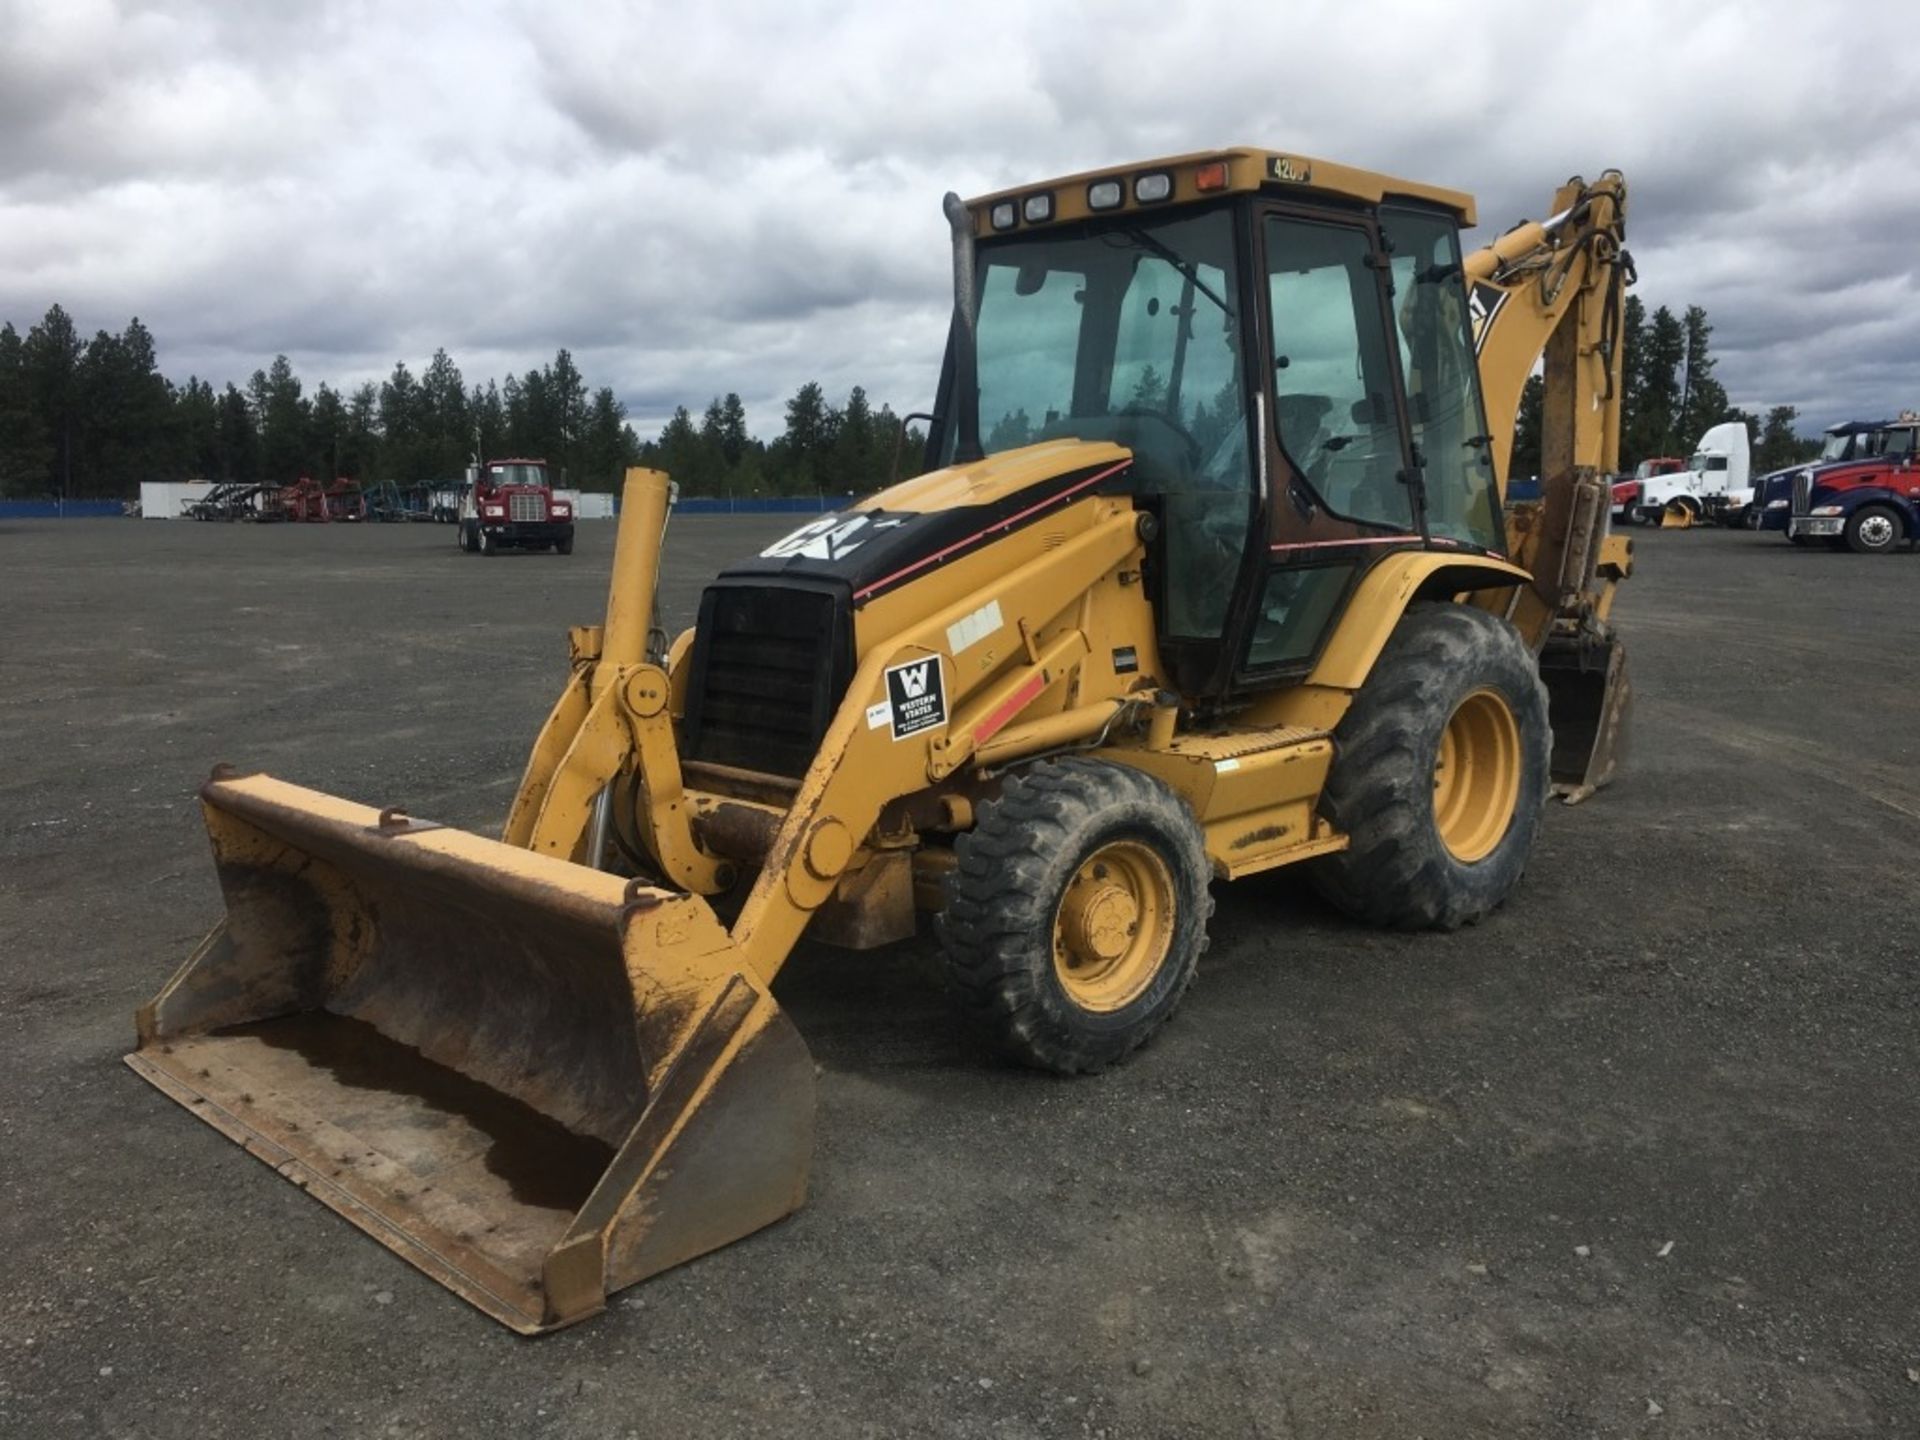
(684, 584, 851, 779)
(1792, 472, 1813, 516)
(510, 492, 544, 523)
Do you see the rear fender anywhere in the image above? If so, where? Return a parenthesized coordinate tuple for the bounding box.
(1305, 552, 1531, 692)
(1242, 552, 1530, 732)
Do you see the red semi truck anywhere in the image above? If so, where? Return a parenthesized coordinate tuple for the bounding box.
(456, 458, 575, 555)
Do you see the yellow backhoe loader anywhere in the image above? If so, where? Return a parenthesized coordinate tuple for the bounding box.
(128, 148, 1632, 1333)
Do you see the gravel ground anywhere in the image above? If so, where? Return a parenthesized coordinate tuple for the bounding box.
(1, 516, 1915, 1438)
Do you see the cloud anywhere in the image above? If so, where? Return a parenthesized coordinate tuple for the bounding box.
(0, 0, 1913, 439)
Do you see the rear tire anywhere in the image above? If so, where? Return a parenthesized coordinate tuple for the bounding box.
(937, 758, 1212, 1074)
(1309, 603, 1550, 931)
(1845, 505, 1900, 554)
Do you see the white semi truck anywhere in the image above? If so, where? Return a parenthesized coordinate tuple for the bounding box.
(1619, 420, 1753, 527)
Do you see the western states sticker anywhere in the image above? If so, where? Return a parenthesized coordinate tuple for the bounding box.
(883, 655, 946, 740)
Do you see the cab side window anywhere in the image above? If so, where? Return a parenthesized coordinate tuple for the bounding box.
(1381, 207, 1504, 551)
(1264, 217, 1411, 532)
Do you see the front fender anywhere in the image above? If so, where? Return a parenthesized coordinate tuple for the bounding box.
(1837, 488, 1916, 530)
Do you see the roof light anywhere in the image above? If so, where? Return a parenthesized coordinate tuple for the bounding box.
(1022, 192, 1054, 224)
(1194, 161, 1230, 192)
(1087, 179, 1123, 210)
(990, 201, 1017, 231)
(1134, 172, 1172, 204)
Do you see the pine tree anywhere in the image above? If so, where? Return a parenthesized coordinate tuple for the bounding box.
(470, 380, 504, 464)
(873, 403, 922, 486)
(420, 348, 470, 477)
(1757, 405, 1809, 473)
(22, 304, 82, 497)
(174, 377, 221, 479)
(256, 355, 310, 480)
(1618, 294, 1648, 463)
(987, 408, 1034, 451)
(656, 406, 706, 492)
(216, 382, 259, 480)
(832, 385, 876, 494)
(1510, 373, 1544, 481)
(1127, 364, 1167, 410)
(1675, 305, 1728, 444)
(581, 387, 629, 490)
(309, 383, 347, 478)
(343, 382, 382, 480)
(776, 381, 837, 494)
(716, 393, 749, 466)
(380, 361, 424, 478)
(548, 349, 588, 478)
(1635, 306, 1686, 457)
(0, 321, 53, 496)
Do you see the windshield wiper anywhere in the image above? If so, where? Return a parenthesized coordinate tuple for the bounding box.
(1110, 226, 1235, 319)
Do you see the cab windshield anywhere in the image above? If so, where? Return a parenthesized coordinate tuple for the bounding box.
(951, 207, 1252, 638)
(1818, 432, 1859, 462)
(487, 464, 549, 488)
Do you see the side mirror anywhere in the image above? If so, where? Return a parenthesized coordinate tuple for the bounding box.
(891, 411, 939, 487)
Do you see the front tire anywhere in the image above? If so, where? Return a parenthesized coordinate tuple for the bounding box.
(1309, 603, 1550, 931)
(478, 525, 496, 556)
(1845, 505, 1900, 555)
(936, 758, 1213, 1074)
(555, 533, 575, 555)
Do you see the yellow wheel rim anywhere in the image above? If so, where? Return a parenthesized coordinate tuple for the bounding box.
(1051, 840, 1175, 1013)
(1432, 688, 1522, 864)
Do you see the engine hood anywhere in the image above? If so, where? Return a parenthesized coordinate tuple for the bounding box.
(714, 439, 1133, 606)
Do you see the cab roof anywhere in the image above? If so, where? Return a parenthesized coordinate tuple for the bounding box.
(965, 147, 1477, 237)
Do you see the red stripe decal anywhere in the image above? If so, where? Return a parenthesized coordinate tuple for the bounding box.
(854, 460, 1131, 601)
(972, 671, 1048, 745)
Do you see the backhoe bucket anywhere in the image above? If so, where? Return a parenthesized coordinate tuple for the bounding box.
(126, 773, 813, 1334)
(1540, 635, 1631, 803)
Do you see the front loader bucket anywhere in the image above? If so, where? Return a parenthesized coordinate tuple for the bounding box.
(1659, 500, 1695, 529)
(1539, 635, 1631, 804)
(126, 773, 813, 1334)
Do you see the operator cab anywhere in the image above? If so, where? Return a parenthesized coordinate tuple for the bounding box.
(932, 149, 1502, 696)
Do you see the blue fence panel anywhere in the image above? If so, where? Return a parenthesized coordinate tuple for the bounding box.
(673, 495, 857, 516)
(0, 499, 129, 519)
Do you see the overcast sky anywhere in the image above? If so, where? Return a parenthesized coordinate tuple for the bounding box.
(3, 0, 1913, 441)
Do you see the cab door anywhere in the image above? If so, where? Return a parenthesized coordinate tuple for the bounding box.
(1235, 209, 1419, 678)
